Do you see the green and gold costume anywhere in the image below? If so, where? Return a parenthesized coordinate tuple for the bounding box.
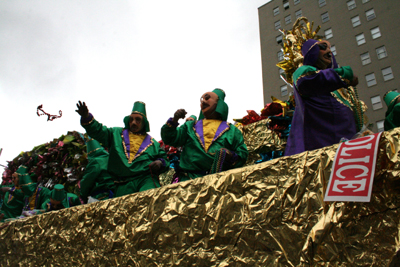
(161, 89, 248, 181)
(42, 184, 81, 211)
(81, 102, 169, 197)
(20, 174, 51, 211)
(0, 166, 28, 221)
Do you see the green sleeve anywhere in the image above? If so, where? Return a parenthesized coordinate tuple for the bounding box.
(41, 200, 50, 211)
(230, 126, 249, 168)
(69, 194, 82, 207)
(80, 161, 102, 198)
(161, 121, 191, 147)
(38, 188, 51, 209)
(292, 65, 318, 87)
(334, 66, 354, 82)
(82, 119, 115, 148)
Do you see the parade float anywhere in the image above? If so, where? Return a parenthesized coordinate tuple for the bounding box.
(1, 125, 400, 266)
(1, 18, 400, 266)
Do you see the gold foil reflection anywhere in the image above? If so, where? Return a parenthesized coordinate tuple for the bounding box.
(1, 128, 400, 266)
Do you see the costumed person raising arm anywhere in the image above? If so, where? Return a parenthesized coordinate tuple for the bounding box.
(76, 101, 169, 197)
(285, 39, 366, 156)
(161, 88, 248, 182)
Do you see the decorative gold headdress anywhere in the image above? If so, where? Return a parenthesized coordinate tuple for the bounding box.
(276, 17, 323, 85)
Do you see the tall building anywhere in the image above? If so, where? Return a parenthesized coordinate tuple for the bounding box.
(258, 0, 400, 132)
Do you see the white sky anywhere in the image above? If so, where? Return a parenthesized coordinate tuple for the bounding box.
(0, 0, 271, 167)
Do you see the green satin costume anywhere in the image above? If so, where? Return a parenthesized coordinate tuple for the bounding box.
(80, 139, 115, 200)
(0, 166, 29, 221)
(80, 102, 169, 197)
(161, 89, 248, 181)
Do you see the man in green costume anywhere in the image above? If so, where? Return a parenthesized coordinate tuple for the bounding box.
(79, 138, 114, 202)
(43, 184, 81, 211)
(0, 166, 28, 221)
(20, 173, 51, 212)
(384, 90, 400, 131)
(76, 101, 169, 197)
(161, 88, 248, 182)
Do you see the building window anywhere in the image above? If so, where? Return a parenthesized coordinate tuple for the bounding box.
(276, 35, 283, 44)
(281, 85, 288, 96)
(275, 20, 281, 30)
(279, 69, 287, 80)
(370, 96, 383, 110)
(324, 28, 333, 39)
(274, 7, 280, 16)
(362, 0, 370, 3)
(321, 12, 329, 23)
(351, 15, 361, 27)
(319, 0, 326, 7)
(331, 45, 337, 56)
(347, 0, 356, 10)
(376, 120, 384, 132)
(278, 51, 284, 61)
(382, 67, 394, 81)
(366, 9, 376, 21)
(295, 9, 303, 19)
(294, 0, 301, 5)
(356, 33, 366, 45)
(283, 0, 289, 10)
(371, 27, 381, 39)
(376, 46, 388, 59)
(365, 73, 377, 87)
(360, 52, 371, 65)
(285, 15, 292, 25)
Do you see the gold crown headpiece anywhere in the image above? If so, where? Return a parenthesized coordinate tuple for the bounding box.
(276, 17, 323, 86)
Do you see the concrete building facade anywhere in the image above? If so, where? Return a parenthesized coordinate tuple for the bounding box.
(258, 0, 400, 132)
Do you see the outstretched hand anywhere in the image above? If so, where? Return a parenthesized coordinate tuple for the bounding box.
(173, 109, 187, 124)
(76, 101, 89, 118)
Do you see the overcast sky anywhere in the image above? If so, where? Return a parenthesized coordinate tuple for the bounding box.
(0, 0, 271, 168)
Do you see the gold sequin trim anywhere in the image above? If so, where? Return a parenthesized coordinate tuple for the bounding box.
(88, 147, 101, 155)
(131, 111, 146, 118)
(20, 182, 34, 187)
(388, 95, 400, 109)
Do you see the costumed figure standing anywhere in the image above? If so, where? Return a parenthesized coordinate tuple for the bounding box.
(278, 18, 368, 156)
(76, 101, 170, 197)
(161, 88, 248, 182)
(79, 138, 115, 202)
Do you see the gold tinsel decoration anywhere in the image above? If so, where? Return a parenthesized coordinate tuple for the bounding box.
(276, 17, 323, 85)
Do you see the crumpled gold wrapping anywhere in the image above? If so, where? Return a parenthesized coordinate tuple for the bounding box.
(237, 118, 287, 165)
(1, 128, 400, 266)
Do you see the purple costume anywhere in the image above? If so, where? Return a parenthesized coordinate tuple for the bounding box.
(284, 39, 357, 156)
